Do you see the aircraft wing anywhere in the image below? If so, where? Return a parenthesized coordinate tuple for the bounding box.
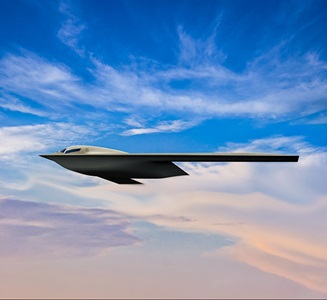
(99, 152, 299, 162)
(40, 152, 299, 184)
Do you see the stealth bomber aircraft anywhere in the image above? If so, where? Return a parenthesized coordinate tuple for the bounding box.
(40, 145, 299, 184)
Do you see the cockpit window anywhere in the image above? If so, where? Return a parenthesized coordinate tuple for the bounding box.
(65, 148, 81, 154)
(59, 148, 67, 153)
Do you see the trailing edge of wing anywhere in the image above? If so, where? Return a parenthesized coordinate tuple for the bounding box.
(98, 176, 143, 185)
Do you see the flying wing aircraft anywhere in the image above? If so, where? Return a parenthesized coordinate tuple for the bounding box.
(40, 145, 299, 184)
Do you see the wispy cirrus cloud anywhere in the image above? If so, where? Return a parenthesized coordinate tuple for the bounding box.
(290, 110, 327, 125)
(57, 0, 86, 56)
(1, 23, 327, 135)
(1, 47, 326, 122)
(177, 23, 226, 66)
(217, 135, 319, 154)
(0, 51, 85, 110)
(0, 95, 47, 117)
(121, 119, 199, 136)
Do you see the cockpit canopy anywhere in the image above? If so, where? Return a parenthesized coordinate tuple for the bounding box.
(59, 147, 81, 154)
(57, 145, 127, 155)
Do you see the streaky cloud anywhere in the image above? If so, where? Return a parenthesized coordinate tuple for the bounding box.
(0, 95, 47, 117)
(57, 0, 86, 56)
(1, 41, 327, 134)
(0, 198, 140, 258)
(121, 119, 199, 136)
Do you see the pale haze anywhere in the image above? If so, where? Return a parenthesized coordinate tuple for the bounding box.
(1, 0, 327, 298)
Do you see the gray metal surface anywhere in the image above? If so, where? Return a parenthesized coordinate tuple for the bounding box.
(40, 152, 299, 184)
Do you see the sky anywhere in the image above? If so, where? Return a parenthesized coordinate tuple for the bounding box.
(0, 0, 327, 298)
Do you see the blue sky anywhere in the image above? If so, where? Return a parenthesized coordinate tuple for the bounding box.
(1, 0, 327, 298)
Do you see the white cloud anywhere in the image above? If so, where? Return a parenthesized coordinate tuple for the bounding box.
(57, 20, 86, 56)
(0, 95, 47, 117)
(121, 119, 199, 136)
(291, 110, 327, 125)
(1, 32, 327, 133)
(57, 1, 86, 56)
(90, 49, 327, 121)
(123, 116, 145, 127)
(0, 123, 94, 163)
(0, 52, 86, 111)
(177, 23, 226, 66)
(217, 135, 312, 153)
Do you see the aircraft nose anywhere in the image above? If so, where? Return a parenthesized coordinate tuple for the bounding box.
(39, 154, 53, 160)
